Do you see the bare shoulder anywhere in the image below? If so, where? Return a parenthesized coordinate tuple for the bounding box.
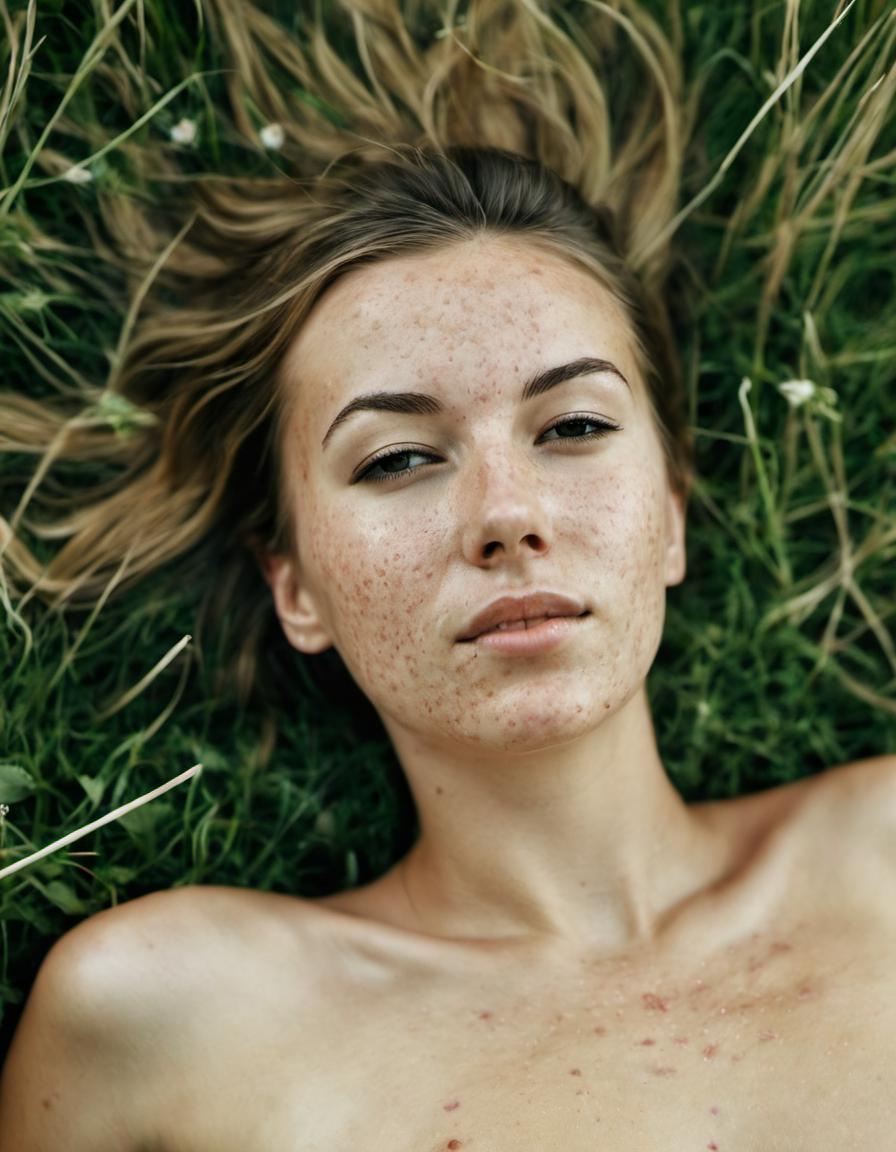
(57, 882, 327, 1004)
(0, 887, 202, 1152)
(807, 754, 896, 835)
(0, 884, 325, 1152)
(797, 754, 896, 915)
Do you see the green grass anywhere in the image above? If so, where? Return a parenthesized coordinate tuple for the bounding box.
(0, 0, 894, 1058)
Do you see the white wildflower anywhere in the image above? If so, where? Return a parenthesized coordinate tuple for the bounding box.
(170, 118, 197, 145)
(777, 379, 816, 407)
(61, 165, 92, 184)
(259, 122, 285, 151)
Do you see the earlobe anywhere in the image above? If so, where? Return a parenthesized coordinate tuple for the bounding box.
(257, 551, 333, 655)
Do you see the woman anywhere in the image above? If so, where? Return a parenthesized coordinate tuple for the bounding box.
(1, 1, 893, 1148)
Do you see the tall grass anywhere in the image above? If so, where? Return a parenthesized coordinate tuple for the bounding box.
(0, 0, 893, 1058)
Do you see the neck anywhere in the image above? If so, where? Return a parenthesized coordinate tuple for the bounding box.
(381, 687, 730, 961)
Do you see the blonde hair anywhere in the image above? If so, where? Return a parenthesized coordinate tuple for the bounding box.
(2, 0, 691, 710)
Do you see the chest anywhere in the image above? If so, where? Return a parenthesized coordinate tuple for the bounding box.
(173, 919, 896, 1152)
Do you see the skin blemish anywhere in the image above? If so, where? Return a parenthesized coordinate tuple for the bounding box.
(447, 1141, 463, 1149)
(652, 1065, 676, 1077)
(759, 1031, 778, 1042)
(702, 1044, 720, 1059)
(709, 1106, 721, 1116)
(594, 1025, 607, 1036)
(642, 992, 669, 1012)
(770, 941, 792, 955)
(443, 1100, 461, 1112)
(478, 1010, 493, 1020)
(708, 1143, 720, 1150)
(569, 1068, 582, 1076)
(640, 1038, 656, 1046)
(673, 1036, 689, 1045)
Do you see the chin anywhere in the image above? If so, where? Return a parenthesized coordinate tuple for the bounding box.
(449, 694, 617, 752)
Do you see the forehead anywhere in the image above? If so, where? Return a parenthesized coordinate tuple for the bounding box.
(280, 235, 639, 420)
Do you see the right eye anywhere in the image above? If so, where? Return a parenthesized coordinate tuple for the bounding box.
(351, 447, 441, 485)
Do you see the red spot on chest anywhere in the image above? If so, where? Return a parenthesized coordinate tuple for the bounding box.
(642, 992, 670, 1012)
(443, 1100, 461, 1112)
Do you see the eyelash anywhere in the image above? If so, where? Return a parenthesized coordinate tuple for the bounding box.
(351, 415, 623, 485)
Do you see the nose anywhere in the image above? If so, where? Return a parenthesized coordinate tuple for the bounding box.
(459, 449, 552, 568)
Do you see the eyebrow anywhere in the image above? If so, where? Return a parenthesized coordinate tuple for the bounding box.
(320, 356, 630, 450)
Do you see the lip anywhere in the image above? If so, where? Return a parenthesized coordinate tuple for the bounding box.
(457, 592, 589, 643)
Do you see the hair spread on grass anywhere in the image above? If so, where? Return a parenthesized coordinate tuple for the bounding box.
(3, 0, 699, 709)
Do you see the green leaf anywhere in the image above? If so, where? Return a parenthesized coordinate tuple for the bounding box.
(0, 764, 36, 804)
(42, 880, 88, 915)
(77, 774, 105, 807)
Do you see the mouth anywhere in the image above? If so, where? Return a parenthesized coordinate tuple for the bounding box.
(461, 610, 590, 641)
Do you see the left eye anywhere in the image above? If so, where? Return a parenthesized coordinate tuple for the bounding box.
(352, 415, 622, 485)
(538, 416, 620, 442)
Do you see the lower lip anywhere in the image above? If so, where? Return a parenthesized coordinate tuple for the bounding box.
(463, 614, 589, 655)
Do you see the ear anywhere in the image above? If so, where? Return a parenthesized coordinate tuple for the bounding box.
(663, 485, 687, 587)
(256, 550, 333, 655)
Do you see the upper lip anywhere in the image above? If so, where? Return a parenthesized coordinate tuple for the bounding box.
(457, 592, 589, 642)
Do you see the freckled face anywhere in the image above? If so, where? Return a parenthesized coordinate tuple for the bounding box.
(275, 235, 685, 751)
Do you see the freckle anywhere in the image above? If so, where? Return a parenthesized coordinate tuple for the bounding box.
(770, 941, 792, 955)
(797, 983, 813, 999)
(447, 1142, 463, 1150)
(594, 1025, 607, 1035)
(640, 1038, 656, 1046)
(709, 1106, 721, 1116)
(41, 1099, 52, 1111)
(443, 1100, 460, 1112)
(702, 1044, 719, 1059)
(478, 1011, 493, 1020)
(569, 1068, 582, 1076)
(436, 786, 444, 795)
(652, 1065, 676, 1077)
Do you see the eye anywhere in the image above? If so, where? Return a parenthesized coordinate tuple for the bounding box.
(538, 415, 622, 442)
(351, 447, 439, 485)
(351, 415, 622, 485)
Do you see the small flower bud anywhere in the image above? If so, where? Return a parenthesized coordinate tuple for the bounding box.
(777, 379, 816, 407)
(170, 118, 197, 145)
(61, 165, 92, 184)
(259, 123, 285, 151)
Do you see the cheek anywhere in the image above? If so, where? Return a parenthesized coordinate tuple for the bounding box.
(568, 471, 665, 574)
(303, 505, 437, 686)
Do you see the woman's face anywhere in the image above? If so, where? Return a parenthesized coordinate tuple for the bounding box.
(267, 234, 686, 752)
